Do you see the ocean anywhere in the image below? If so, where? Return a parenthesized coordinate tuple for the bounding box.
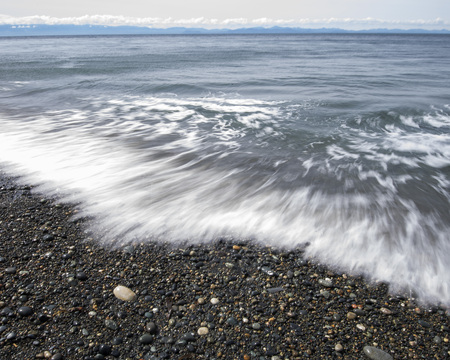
(0, 34, 449, 306)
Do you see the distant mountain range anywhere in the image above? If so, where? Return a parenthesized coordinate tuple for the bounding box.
(1, 24, 449, 36)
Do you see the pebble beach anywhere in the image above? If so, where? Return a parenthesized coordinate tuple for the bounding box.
(1, 173, 449, 360)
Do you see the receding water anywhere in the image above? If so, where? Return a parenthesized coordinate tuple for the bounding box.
(0, 34, 449, 305)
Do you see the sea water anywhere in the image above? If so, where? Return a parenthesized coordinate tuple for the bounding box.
(0, 34, 449, 305)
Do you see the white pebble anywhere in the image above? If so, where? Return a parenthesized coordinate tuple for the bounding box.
(113, 285, 137, 301)
(210, 297, 219, 305)
(197, 327, 209, 335)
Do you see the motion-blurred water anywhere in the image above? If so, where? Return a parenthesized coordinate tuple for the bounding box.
(0, 34, 449, 305)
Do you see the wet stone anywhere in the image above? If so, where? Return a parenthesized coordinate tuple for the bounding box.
(5, 267, 16, 274)
(363, 346, 393, 360)
(197, 327, 209, 335)
(319, 278, 333, 287)
(146, 321, 157, 335)
(43, 234, 54, 241)
(105, 319, 118, 330)
(267, 287, 284, 293)
(181, 332, 196, 342)
(332, 314, 342, 322)
(18, 306, 33, 317)
(418, 319, 431, 328)
(76, 271, 88, 281)
(139, 334, 153, 344)
(98, 344, 112, 356)
(252, 323, 261, 330)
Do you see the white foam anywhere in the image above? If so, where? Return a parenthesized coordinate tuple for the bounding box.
(1, 96, 449, 307)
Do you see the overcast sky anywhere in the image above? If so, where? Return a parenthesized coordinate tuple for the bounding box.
(1, 0, 449, 30)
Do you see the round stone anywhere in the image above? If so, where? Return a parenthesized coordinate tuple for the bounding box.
(335, 343, 344, 352)
(113, 285, 137, 302)
(252, 323, 261, 330)
(139, 333, 153, 344)
(76, 271, 88, 281)
(146, 321, 157, 335)
(210, 298, 219, 305)
(347, 312, 357, 320)
(197, 327, 209, 335)
(98, 344, 112, 356)
(18, 306, 33, 317)
(332, 314, 341, 322)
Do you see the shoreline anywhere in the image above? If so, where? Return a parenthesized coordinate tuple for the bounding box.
(0, 172, 449, 359)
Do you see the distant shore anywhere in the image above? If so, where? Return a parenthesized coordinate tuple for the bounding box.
(0, 171, 449, 359)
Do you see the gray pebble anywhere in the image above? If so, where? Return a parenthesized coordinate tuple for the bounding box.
(318, 278, 332, 287)
(418, 319, 431, 328)
(105, 319, 118, 330)
(267, 287, 284, 293)
(5, 267, 16, 274)
(146, 321, 157, 335)
(18, 306, 33, 317)
(363, 346, 393, 360)
(139, 333, 153, 344)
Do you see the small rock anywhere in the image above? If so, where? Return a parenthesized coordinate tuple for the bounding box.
(380, 307, 392, 315)
(197, 297, 205, 305)
(197, 327, 209, 335)
(232, 245, 241, 250)
(139, 333, 153, 344)
(210, 298, 219, 305)
(363, 346, 393, 360)
(98, 344, 112, 356)
(319, 278, 333, 287)
(18, 306, 33, 317)
(105, 319, 118, 330)
(434, 336, 442, 344)
(261, 266, 274, 276)
(6, 331, 16, 340)
(418, 319, 431, 328)
(347, 312, 357, 320)
(76, 271, 88, 281)
(5, 267, 16, 274)
(252, 323, 261, 330)
(113, 285, 137, 301)
(267, 287, 284, 293)
(181, 332, 196, 342)
(335, 343, 344, 352)
(356, 324, 366, 331)
(146, 321, 158, 335)
(43, 234, 54, 241)
(50, 353, 63, 360)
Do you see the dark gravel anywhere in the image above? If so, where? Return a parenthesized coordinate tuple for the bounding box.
(0, 173, 449, 359)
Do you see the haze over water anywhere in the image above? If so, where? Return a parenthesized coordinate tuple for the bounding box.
(0, 34, 449, 305)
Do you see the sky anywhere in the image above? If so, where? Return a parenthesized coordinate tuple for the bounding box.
(1, 0, 450, 30)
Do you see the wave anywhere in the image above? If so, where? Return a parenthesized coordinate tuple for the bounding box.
(0, 95, 449, 306)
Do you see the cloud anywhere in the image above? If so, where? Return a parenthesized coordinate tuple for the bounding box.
(0, 14, 448, 30)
